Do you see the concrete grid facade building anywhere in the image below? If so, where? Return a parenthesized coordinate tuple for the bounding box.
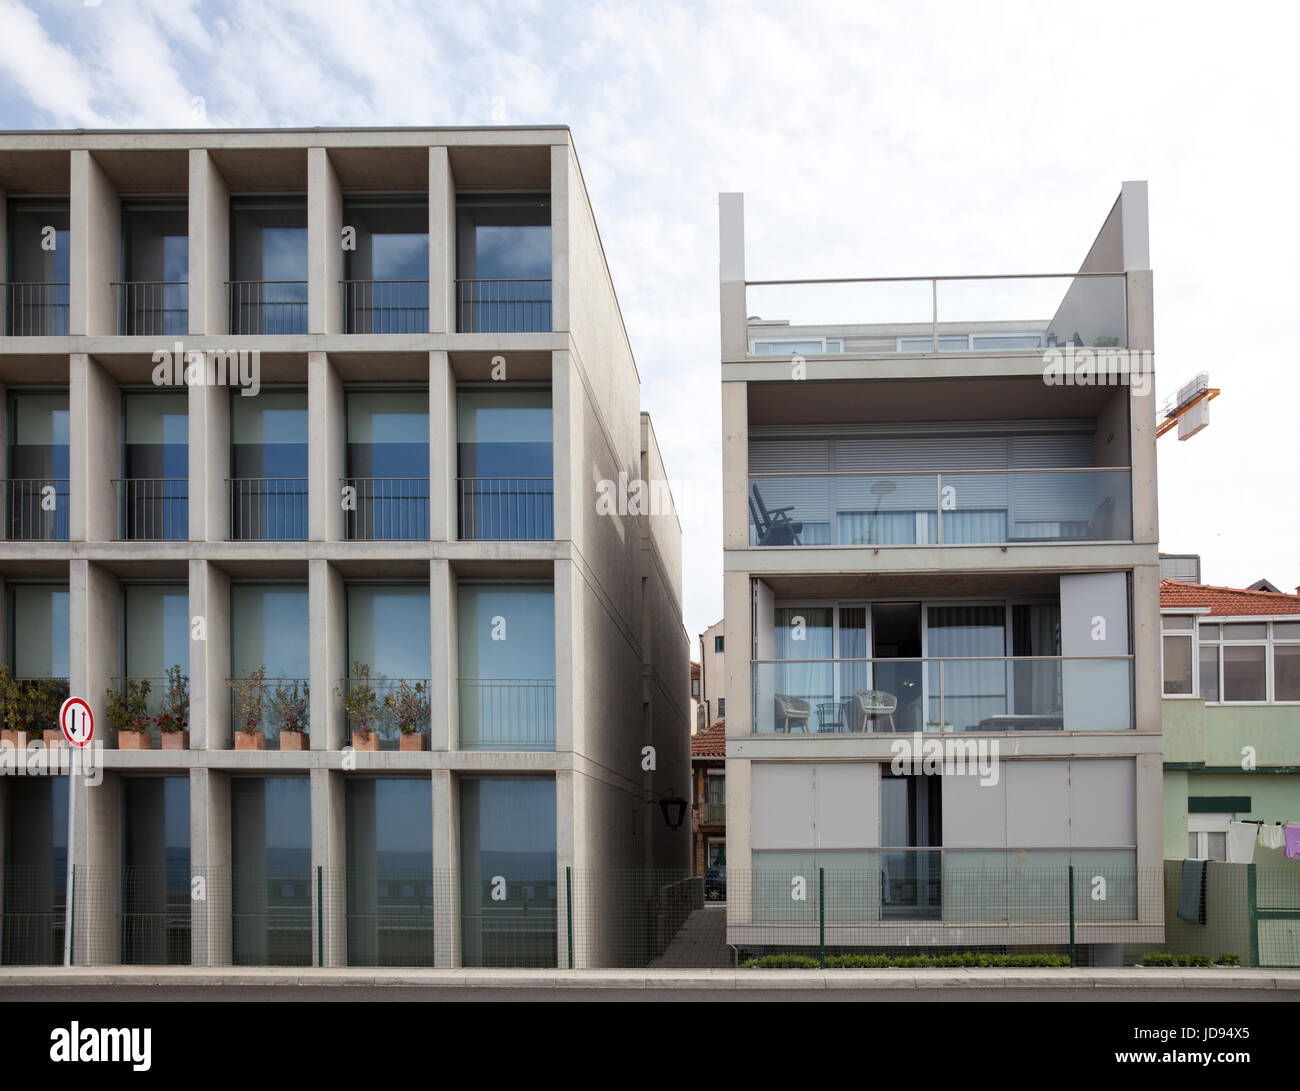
(719, 184, 1164, 958)
(0, 126, 689, 969)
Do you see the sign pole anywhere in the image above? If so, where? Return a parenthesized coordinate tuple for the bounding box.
(58, 696, 95, 967)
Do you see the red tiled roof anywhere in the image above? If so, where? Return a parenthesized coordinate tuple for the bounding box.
(692, 718, 725, 757)
(1160, 578, 1300, 616)
(690, 661, 701, 677)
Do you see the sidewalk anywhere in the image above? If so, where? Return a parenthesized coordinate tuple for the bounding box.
(3, 966, 1298, 989)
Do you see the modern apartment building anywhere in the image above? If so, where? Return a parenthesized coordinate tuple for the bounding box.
(1161, 577, 1300, 863)
(719, 184, 1163, 958)
(0, 126, 689, 970)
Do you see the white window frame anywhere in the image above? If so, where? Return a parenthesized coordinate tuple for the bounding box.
(1197, 616, 1300, 706)
(1160, 611, 1201, 698)
(749, 336, 843, 355)
(895, 332, 1046, 353)
(1188, 813, 1232, 861)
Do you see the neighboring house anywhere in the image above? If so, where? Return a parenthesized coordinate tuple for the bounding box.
(718, 183, 1162, 960)
(1160, 578, 1300, 866)
(1160, 553, 1202, 583)
(0, 126, 690, 971)
(691, 718, 726, 874)
(690, 661, 702, 733)
(698, 618, 725, 725)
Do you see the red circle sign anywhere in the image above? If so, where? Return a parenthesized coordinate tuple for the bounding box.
(60, 697, 94, 748)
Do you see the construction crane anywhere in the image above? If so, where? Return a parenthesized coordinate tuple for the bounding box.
(1157, 371, 1220, 440)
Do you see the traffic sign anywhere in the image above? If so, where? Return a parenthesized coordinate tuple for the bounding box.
(60, 697, 94, 748)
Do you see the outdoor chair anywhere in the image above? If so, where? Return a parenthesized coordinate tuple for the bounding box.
(773, 693, 811, 733)
(852, 689, 898, 733)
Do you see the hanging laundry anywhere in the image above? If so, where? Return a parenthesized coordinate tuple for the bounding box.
(1260, 823, 1286, 850)
(1226, 820, 1258, 864)
(1286, 824, 1300, 861)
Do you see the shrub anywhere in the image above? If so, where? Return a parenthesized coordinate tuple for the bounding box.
(269, 677, 309, 734)
(106, 678, 153, 733)
(1, 669, 69, 739)
(338, 662, 380, 738)
(228, 665, 268, 734)
(1215, 953, 1241, 966)
(384, 678, 430, 735)
(1140, 952, 1212, 967)
(154, 664, 189, 734)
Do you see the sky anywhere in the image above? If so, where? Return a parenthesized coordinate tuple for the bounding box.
(1, 0, 1297, 645)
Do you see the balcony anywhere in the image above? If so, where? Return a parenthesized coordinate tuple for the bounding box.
(226, 281, 308, 335)
(454, 279, 552, 333)
(748, 468, 1131, 546)
(341, 280, 428, 334)
(1, 283, 69, 336)
(456, 477, 554, 540)
(457, 678, 555, 751)
(114, 479, 187, 541)
(341, 674, 431, 751)
(2, 479, 69, 541)
(343, 478, 429, 541)
(228, 478, 308, 541)
(113, 281, 188, 336)
(743, 272, 1128, 355)
(752, 656, 1134, 733)
(227, 675, 310, 750)
(704, 802, 727, 825)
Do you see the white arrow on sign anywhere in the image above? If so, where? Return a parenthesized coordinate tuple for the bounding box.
(59, 696, 94, 748)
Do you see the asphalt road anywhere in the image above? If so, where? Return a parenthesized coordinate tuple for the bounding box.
(0, 984, 1289, 1001)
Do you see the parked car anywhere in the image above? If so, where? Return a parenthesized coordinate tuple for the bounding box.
(704, 865, 726, 901)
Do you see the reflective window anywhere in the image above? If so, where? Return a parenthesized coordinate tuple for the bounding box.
(231, 777, 311, 966)
(121, 776, 190, 965)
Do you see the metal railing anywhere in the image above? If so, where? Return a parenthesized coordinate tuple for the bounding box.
(1, 282, 70, 336)
(457, 476, 554, 540)
(455, 278, 552, 333)
(228, 478, 308, 540)
(343, 477, 429, 540)
(2, 478, 69, 540)
(341, 676, 431, 749)
(0, 676, 70, 742)
(704, 802, 727, 825)
(743, 271, 1128, 353)
(114, 478, 188, 540)
(112, 281, 188, 336)
(107, 676, 188, 747)
(748, 467, 1132, 546)
(226, 280, 308, 335)
(227, 675, 310, 748)
(340, 280, 429, 334)
(457, 678, 555, 750)
(752, 655, 1135, 733)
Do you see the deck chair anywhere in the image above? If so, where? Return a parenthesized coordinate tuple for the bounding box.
(751, 484, 803, 546)
(852, 690, 898, 733)
(773, 694, 810, 733)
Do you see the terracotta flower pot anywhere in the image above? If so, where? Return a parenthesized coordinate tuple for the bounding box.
(118, 729, 152, 750)
(279, 731, 309, 751)
(235, 730, 267, 751)
(43, 729, 65, 748)
(352, 730, 380, 752)
(399, 732, 426, 752)
(1, 728, 29, 748)
(160, 730, 190, 751)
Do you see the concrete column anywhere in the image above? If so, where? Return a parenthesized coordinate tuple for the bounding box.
(308, 148, 343, 335)
(549, 144, 569, 335)
(72, 769, 120, 965)
(0, 184, 7, 333)
(189, 559, 231, 750)
(555, 769, 575, 966)
(1135, 752, 1163, 927)
(551, 350, 575, 543)
(68, 353, 118, 543)
(428, 350, 453, 541)
(189, 375, 229, 542)
(190, 767, 231, 965)
(722, 569, 750, 740)
(69, 150, 117, 337)
(71, 560, 119, 740)
(1127, 268, 1157, 547)
(428, 146, 454, 335)
(188, 150, 229, 337)
(719, 192, 747, 360)
(554, 558, 577, 756)
(431, 769, 458, 967)
(311, 768, 347, 966)
(721, 380, 749, 550)
(308, 351, 345, 541)
(309, 559, 346, 751)
(1133, 563, 1162, 735)
(429, 558, 454, 751)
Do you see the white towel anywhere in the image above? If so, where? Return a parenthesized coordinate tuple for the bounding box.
(1260, 823, 1286, 850)
(1226, 820, 1258, 863)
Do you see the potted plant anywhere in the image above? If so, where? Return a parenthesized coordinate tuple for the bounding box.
(385, 678, 430, 752)
(270, 678, 310, 751)
(154, 664, 190, 751)
(106, 678, 153, 749)
(338, 662, 380, 751)
(0, 667, 29, 748)
(228, 665, 268, 750)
